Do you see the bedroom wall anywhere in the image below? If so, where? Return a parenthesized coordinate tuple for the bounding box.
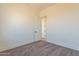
(40, 4, 79, 51)
(0, 4, 41, 52)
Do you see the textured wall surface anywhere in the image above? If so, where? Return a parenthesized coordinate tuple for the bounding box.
(0, 4, 41, 52)
(40, 4, 79, 51)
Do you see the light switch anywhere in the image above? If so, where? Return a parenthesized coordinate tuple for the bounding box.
(34, 30, 38, 33)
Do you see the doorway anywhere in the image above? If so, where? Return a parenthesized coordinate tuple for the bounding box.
(41, 16, 47, 41)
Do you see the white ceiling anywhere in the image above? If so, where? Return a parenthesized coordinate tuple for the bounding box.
(28, 3, 55, 11)
(0, 3, 55, 11)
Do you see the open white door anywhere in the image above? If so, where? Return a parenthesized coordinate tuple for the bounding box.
(41, 16, 47, 41)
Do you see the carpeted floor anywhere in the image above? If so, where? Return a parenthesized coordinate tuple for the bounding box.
(0, 40, 79, 56)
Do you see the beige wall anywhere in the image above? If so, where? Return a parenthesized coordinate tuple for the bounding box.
(1, 3, 79, 52)
(40, 4, 79, 51)
(0, 4, 41, 52)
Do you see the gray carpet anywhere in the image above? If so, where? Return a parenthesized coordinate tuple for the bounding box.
(0, 40, 79, 56)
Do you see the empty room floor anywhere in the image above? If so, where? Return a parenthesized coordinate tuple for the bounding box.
(0, 40, 79, 56)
